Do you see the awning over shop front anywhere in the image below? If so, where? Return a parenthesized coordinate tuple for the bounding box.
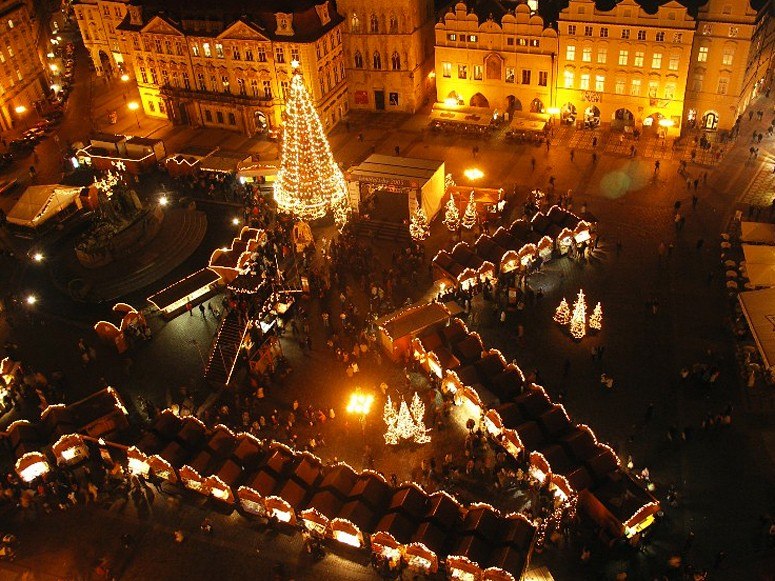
(738, 287, 775, 369)
(430, 104, 494, 127)
(741, 221, 775, 245)
(743, 244, 775, 287)
(508, 117, 547, 133)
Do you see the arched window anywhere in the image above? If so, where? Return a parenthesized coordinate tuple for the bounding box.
(351, 13, 360, 32)
(354, 51, 363, 68)
(370, 13, 379, 33)
(389, 15, 398, 33)
(391, 51, 401, 70)
(373, 51, 382, 69)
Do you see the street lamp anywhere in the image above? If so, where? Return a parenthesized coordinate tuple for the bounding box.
(127, 100, 140, 129)
(14, 105, 28, 130)
(25, 294, 37, 305)
(346, 390, 374, 435)
(463, 168, 484, 181)
(159, 195, 169, 207)
(32, 252, 44, 263)
(231, 217, 240, 226)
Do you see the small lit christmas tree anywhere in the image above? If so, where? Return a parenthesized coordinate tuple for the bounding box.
(569, 289, 587, 340)
(409, 207, 430, 241)
(443, 196, 460, 232)
(444, 173, 456, 191)
(409, 392, 431, 444)
(274, 63, 350, 225)
(589, 302, 603, 331)
(395, 398, 416, 441)
(383, 395, 399, 445)
(462, 191, 477, 230)
(554, 298, 571, 325)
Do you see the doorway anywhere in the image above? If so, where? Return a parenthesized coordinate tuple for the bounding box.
(374, 90, 385, 110)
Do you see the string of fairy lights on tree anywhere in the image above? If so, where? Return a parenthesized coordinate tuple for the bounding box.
(273, 62, 350, 229)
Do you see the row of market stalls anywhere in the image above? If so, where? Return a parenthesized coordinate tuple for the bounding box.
(2, 393, 536, 579)
(123, 411, 536, 580)
(146, 226, 265, 318)
(411, 316, 660, 543)
(163, 145, 278, 184)
(1, 387, 129, 483)
(433, 205, 593, 289)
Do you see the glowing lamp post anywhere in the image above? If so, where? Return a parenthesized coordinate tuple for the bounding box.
(547, 106, 560, 125)
(347, 391, 374, 435)
(14, 105, 28, 129)
(463, 168, 484, 182)
(127, 101, 141, 129)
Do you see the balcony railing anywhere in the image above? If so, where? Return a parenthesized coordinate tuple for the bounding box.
(159, 84, 274, 106)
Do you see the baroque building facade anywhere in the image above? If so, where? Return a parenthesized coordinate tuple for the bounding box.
(336, 0, 436, 112)
(73, 0, 347, 135)
(435, 1, 558, 116)
(0, 0, 50, 131)
(436, 0, 772, 134)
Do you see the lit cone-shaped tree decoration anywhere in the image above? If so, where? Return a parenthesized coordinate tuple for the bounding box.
(383, 395, 399, 445)
(589, 302, 603, 331)
(409, 392, 431, 444)
(462, 191, 477, 230)
(395, 398, 416, 441)
(409, 207, 430, 241)
(443, 196, 460, 232)
(569, 289, 587, 340)
(444, 173, 456, 191)
(554, 298, 571, 325)
(274, 64, 350, 225)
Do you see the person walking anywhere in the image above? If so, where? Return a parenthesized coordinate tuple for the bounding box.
(570, 149, 575, 162)
(654, 160, 660, 174)
(198, 304, 206, 319)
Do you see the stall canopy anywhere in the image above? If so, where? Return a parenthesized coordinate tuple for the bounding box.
(742, 244, 775, 287)
(738, 287, 775, 369)
(199, 150, 252, 174)
(741, 221, 775, 245)
(508, 117, 547, 133)
(6, 185, 82, 229)
(430, 104, 494, 128)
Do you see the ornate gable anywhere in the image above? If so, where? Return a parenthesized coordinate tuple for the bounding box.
(315, 2, 331, 26)
(275, 12, 294, 36)
(218, 19, 269, 41)
(141, 15, 183, 36)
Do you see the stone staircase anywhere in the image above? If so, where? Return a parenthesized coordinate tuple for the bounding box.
(204, 310, 248, 385)
(353, 219, 411, 244)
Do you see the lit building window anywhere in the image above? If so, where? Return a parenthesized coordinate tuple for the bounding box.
(698, 46, 708, 62)
(630, 78, 641, 95)
(615, 78, 625, 94)
(648, 80, 658, 97)
(563, 70, 574, 88)
(566, 44, 575, 60)
(652, 52, 662, 69)
(618, 49, 628, 65)
(595, 75, 605, 92)
(582, 47, 592, 62)
(458, 64, 467, 79)
(722, 46, 734, 66)
(634, 51, 644, 67)
(597, 48, 607, 63)
(473, 65, 482, 80)
(669, 53, 680, 71)
(505, 67, 515, 83)
(664, 82, 675, 99)
(442, 61, 451, 77)
(202, 42, 211, 57)
(580, 73, 590, 90)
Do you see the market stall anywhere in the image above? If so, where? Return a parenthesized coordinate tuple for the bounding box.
(5, 184, 84, 231)
(198, 150, 252, 175)
(738, 287, 775, 369)
(15, 451, 50, 483)
(52, 433, 89, 466)
(377, 301, 451, 362)
(741, 221, 775, 245)
(147, 268, 222, 318)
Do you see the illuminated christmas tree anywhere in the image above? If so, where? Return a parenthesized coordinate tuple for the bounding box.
(409, 207, 430, 241)
(554, 298, 571, 325)
(410, 392, 431, 444)
(589, 302, 603, 331)
(462, 191, 477, 230)
(395, 399, 415, 441)
(444, 173, 456, 191)
(443, 195, 460, 232)
(274, 63, 350, 227)
(570, 289, 587, 340)
(383, 395, 399, 445)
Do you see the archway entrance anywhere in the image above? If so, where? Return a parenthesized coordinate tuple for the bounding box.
(561, 103, 577, 125)
(506, 95, 522, 113)
(612, 108, 635, 130)
(470, 93, 489, 108)
(98, 50, 112, 76)
(584, 106, 600, 129)
(530, 98, 544, 113)
(445, 91, 462, 106)
(702, 111, 719, 130)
